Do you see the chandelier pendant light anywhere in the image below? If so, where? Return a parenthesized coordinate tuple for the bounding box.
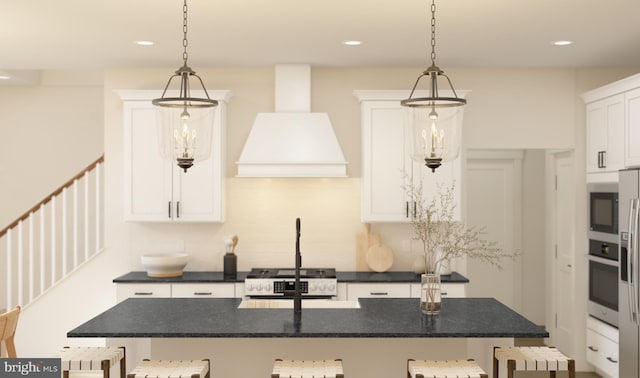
(153, 0, 218, 173)
(401, 0, 466, 173)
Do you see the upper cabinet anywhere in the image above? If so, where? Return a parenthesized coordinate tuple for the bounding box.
(582, 74, 640, 183)
(585, 94, 624, 174)
(118, 90, 232, 222)
(354, 90, 461, 223)
(625, 87, 640, 168)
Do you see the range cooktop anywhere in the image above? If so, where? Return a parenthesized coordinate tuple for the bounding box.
(246, 268, 336, 279)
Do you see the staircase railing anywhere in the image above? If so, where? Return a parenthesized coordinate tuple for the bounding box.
(0, 155, 105, 311)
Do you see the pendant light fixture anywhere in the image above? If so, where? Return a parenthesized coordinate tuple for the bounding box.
(401, 0, 466, 172)
(153, 0, 218, 173)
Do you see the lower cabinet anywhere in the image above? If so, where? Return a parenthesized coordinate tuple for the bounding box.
(345, 282, 466, 301)
(116, 283, 238, 302)
(171, 283, 235, 298)
(116, 283, 172, 301)
(347, 283, 411, 300)
(586, 317, 618, 378)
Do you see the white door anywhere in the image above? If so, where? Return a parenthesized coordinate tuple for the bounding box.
(466, 150, 523, 312)
(551, 151, 575, 355)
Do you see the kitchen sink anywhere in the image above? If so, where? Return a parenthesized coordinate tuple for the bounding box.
(238, 299, 360, 309)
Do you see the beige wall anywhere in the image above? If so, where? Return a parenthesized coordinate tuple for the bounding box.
(0, 71, 104, 229)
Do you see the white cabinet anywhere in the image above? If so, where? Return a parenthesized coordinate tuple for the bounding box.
(582, 73, 640, 181)
(586, 317, 618, 378)
(346, 282, 466, 300)
(171, 283, 235, 298)
(116, 282, 238, 302)
(355, 91, 461, 222)
(346, 283, 411, 300)
(118, 90, 231, 222)
(116, 283, 172, 302)
(585, 94, 624, 174)
(409, 283, 466, 298)
(625, 87, 640, 168)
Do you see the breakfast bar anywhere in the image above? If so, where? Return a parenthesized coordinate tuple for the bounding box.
(68, 297, 547, 377)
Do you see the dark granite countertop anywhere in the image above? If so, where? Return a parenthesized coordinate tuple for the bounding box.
(113, 271, 468, 284)
(67, 297, 546, 338)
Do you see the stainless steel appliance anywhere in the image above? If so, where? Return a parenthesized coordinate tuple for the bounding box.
(244, 268, 337, 299)
(619, 168, 640, 377)
(588, 239, 619, 327)
(588, 182, 619, 241)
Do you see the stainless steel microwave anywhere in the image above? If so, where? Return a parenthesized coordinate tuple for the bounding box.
(588, 183, 619, 238)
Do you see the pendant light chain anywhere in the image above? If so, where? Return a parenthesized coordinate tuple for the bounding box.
(430, 0, 437, 66)
(182, 0, 189, 64)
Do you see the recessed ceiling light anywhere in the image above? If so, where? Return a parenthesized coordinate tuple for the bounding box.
(343, 40, 362, 46)
(136, 40, 155, 46)
(0, 75, 10, 80)
(553, 40, 573, 46)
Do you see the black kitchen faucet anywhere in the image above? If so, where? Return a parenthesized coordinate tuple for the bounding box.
(293, 218, 302, 321)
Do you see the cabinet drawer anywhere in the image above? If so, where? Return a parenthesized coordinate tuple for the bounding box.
(587, 328, 618, 378)
(117, 284, 171, 301)
(410, 283, 466, 298)
(171, 283, 235, 298)
(347, 283, 410, 300)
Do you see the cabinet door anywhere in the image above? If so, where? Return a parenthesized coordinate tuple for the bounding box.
(361, 101, 413, 222)
(625, 87, 640, 168)
(586, 94, 624, 173)
(123, 101, 173, 221)
(171, 283, 235, 298)
(410, 283, 466, 298)
(116, 283, 172, 302)
(346, 283, 411, 300)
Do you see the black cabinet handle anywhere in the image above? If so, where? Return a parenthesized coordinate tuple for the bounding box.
(406, 202, 409, 218)
(177, 201, 181, 218)
(606, 357, 618, 364)
(134, 292, 154, 296)
(370, 292, 389, 296)
(168, 201, 172, 218)
(588, 346, 598, 352)
(193, 292, 213, 296)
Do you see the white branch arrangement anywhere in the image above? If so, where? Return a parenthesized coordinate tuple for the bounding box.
(405, 179, 517, 275)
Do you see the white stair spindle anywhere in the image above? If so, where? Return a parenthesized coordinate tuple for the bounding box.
(73, 179, 78, 268)
(95, 163, 101, 254)
(17, 220, 23, 306)
(40, 206, 45, 294)
(51, 196, 56, 285)
(84, 172, 89, 260)
(29, 213, 34, 302)
(62, 187, 67, 275)
(6, 229, 13, 310)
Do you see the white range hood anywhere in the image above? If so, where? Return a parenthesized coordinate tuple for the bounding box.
(236, 65, 348, 177)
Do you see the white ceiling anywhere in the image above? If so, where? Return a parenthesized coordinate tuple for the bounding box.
(1, 0, 640, 82)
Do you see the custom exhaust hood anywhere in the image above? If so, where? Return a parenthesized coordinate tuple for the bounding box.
(236, 65, 348, 177)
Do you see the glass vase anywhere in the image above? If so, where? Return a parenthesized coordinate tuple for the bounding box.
(420, 273, 441, 315)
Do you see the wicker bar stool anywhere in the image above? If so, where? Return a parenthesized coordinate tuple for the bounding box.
(127, 359, 210, 378)
(58, 346, 126, 378)
(408, 359, 488, 378)
(271, 359, 344, 378)
(493, 346, 575, 378)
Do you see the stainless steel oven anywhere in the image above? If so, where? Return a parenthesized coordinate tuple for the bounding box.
(588, 239, 619, 327)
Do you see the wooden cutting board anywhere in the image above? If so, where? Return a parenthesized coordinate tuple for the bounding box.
(366, 243, 394, 272)
(356, 224, 379, 271)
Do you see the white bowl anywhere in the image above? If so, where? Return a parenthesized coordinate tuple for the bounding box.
(141, 253, 189, 277)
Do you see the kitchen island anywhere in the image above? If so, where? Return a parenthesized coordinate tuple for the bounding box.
(68, 297, 546, 377)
